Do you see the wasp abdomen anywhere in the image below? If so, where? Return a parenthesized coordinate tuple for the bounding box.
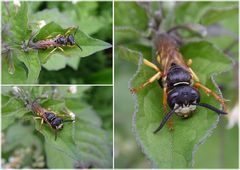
(44, 112, 63, 130)
(166, 64, 192, 89)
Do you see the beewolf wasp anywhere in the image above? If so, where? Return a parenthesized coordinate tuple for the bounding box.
(13, 87, 74, 140)
(22, 26, 82, 58)
(131, 33, 227, 133)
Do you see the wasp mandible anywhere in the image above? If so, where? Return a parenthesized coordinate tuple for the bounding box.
(130, 33, 227, 133)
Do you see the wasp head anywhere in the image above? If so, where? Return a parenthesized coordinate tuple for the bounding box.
(167, 85, 200, 118)
(67, 34, 82, 51)
(51, 117, 64, 130)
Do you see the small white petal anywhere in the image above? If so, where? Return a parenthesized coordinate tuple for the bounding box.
(227, 104, 239, 129)
(37, 20, 46, 29)
(13, 0, 21, 7)
(68, 85, 77, 94)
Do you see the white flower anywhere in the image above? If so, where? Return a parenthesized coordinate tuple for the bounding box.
(68, 85, 77, 94)
(12, 86, 21, 93)
(72, 0, 79, 4)
(13, 0, 21, 7)
(227, 104, 239, 129)
(37, 20, 46, 29)
(69, 111, 76, 121)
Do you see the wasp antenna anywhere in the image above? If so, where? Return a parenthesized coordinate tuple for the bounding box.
(75, 43, 83, 51)
(74, 26, 79, 36)
(54, 130, 58, 141)
(193, 103, 227, 115)
(153, 107, 178, 134)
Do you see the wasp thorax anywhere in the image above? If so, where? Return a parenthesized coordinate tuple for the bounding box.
(167, 85, 200, 117)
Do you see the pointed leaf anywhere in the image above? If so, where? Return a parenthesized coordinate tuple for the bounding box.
(128, 41, 232, 168)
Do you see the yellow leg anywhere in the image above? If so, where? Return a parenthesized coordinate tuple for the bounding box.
(34, 117, 45, 129)
(186, 59, 200, 82)
(194, 82, 226, 111)
(64, 27, 75, 36)
(45, 47, 66, 59)
(143, 59, 160, 72)
(131, 72, 161, 93)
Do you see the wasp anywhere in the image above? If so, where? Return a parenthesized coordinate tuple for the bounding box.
(130, 33, 227, 133)
(12, 87, 74, 140)
(22, 26, 82, 57)
(30, 100, 74, 140)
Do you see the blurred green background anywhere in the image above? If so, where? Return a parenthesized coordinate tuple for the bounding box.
(114, 1, 238, 168)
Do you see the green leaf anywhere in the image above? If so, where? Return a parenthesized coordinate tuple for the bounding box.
(10, 2, 31, 41)
(35, 22, 111, 70)
(32, 8, 75, 29)
(127, 41, 231, 168)
(200, 6, 238, 26)
(116, 46, 141, 64)
(35, 116, 112, 168)
(45, 142, 74, 168)
(34, 21, 65, 41)
(115, 2, 148, 31)
(43, 53, 66, 71)
(2, 56, 28, 84)
(16, 51, 41, 84)
(2, 95, 29, 130)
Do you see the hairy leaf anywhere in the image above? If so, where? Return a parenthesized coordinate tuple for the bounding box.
(35, 116, 112, 168)
(125, 41, 231, 168)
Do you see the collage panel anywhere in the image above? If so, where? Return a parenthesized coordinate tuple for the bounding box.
(2, 1, 112, 84)
(114, 1, 238, 169)
(1, 85, 113, 168)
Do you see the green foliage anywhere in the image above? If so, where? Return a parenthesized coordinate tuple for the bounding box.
(115, 1, 237, 168)
(1, 1, 112, 84)
(1, 86, 112, 168)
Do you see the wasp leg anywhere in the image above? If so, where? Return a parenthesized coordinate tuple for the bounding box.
(131, 72, 162, 93)
(143, 59, 161, 72)
(45, 47, 67, 59)
(54, 129, 58, 141)
(186, 59, 200, 82)
(64, 27, 75, 36)
(34, 117, 45, 130)
(194, 82, 226, 111)
(163, 87, 174, 130)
